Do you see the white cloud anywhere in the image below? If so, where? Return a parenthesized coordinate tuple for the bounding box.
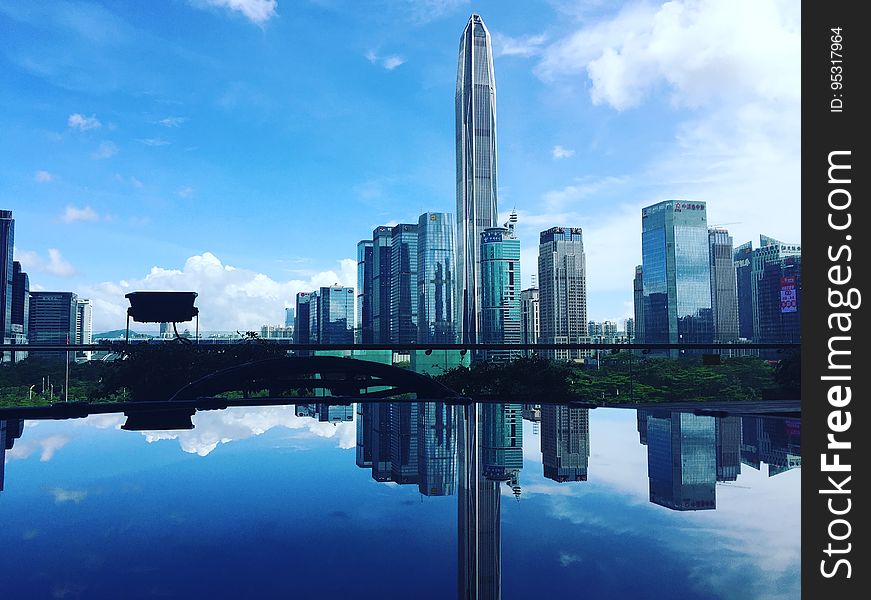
(177, 185, 194, 198)
(551, 145, 575, 159)
(365, 50, 379, 64)
(198, 0, 278, 25)
(382, 55, 406, 70)
(139, 405, 356, 456)
(493, 32, 547, 57)
(159, 116, 187, 127)
(68, 113, 101, 131)
(7, 434, 72, 461)
(34, 170, 54, 182)
(61, 205, 101, 223)
(136, 137, 170, 146)
(78, 251, 357, 331)
(14, 248, 76, 277)
(91, 141, 118, 159)
(559, 552, 582, 567)
(51, 488, 88, 504)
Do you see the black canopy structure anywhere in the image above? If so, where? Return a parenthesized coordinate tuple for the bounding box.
(125, 291, 199, 343)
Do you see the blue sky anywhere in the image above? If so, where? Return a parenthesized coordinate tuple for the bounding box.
(0, 0, 800, 331)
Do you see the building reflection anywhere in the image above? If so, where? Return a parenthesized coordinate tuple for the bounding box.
(0, 418, 24, 492)
(540, 405, 589, 483)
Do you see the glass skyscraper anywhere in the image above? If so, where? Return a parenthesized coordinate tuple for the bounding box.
(708, 227, 739, 342)
(633, 265, 645, 344)
(371, 226, 393, 344)
(356, 240, 374, 344)
(456, 13, 499, 345)
(318, 286, 355, 344)
(27, 291, 77, 362)
(417, 212, 456, 344)
(0, 210, 14, 357)
(294, 291, 314, 344)
(417, 401, 457, 496)
(541, 405, 589, 482)
(480, 227, 521, 361)
(750, 235, 801, 343)
(538, 227, 587, 361)
(519, 286, 539, 357)
(733, 242, 754, 340)
(390, 223, 419, 344)
(641, 200, 713, 349)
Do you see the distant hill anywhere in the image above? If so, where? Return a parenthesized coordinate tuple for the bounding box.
(93, 329, 153, 340)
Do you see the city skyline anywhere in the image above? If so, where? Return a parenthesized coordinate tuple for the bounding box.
(1, 1, 800, 332)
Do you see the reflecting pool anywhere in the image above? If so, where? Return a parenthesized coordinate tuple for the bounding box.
(0, 403, 800, 599)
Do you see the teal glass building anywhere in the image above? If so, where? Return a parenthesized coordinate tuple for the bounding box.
(480, 227, 520, 361)
(641, 200, 713, 347)
(418, 212, 456, 344)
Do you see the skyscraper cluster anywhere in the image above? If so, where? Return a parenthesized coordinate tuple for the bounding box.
(634, 200, 800, 348)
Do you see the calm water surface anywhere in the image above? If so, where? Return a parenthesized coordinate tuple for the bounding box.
(0, 403, 800, 599)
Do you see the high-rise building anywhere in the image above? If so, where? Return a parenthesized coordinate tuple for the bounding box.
(390, 223, 419, 344)
(390, 401, 419, 484)
(356, 240, 374, 344)
(625, 318, 635, 342)
(418, 212, 456, 344)
(480, 226, 521, 361)
(641, 201, 713, 351)
(741, 416, 801, 475)
(294, 292, 314, 344)
(456, 13, 499, 345)
(633, 265, 645, 344)
(540, 405, 589, 482)
(74, 298, 93, 361)
(733, 242, 754, 340)
(317, 286, 355, 344)
(519, 287, 539, 357)
(370, 403, 393, 482)
(371, 226, 393, 343)
(481, 403, 523, 481)
(0, 210, 14, 359)
(750, 236, 801, 343)
(646, 411, 716, 511)
(417, 401, 457, 496)
(10, 261, 29, 362)
(538, 227, 587, 361)
(715, 416, 741, 482)
(1, 419, 24, 492)
(708, 228, 739, 342)
(356, 403, 373, 468)
(28, 291, 77, 362)
(284, 307, 294, 328)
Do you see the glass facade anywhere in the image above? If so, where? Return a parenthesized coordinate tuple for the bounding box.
(0, 210, 13, 352)
(417, 401, 457, 496)
(646, 411, 716, 511)
(750, 236, 801, 343)
(538, 227, 587, 360)
(733, 242, 754, 339)
(417, 212, 456, 344)
(390, 224, 419, 344)
(519, 287, 539, 357)
(481, 403, 523, 482)
(480, 227, 521, 361)
(456, 14, 499, 345)
(641, 201, 713, 348)
(540, 405, 589, 482)
(356, 240, 374, 344)
(371, 226, 393, 343)
(294, 292, 313, 344)
(27, 291, 77, 362)
(632, 265, 644, 344)
(708, 228, 738, 342)
(318, 286, 355, 344)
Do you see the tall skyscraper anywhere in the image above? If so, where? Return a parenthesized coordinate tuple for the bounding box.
(538, 227, 587, 361)
(479, 226, 521, 361)
(750, 236, 801, 343)
(641, 201, 713, 350)
(284, 307, 294, 328)
(317, 286, 355, 344)
(0, 210, 14, 359)
(708, 228, 739, 342)
(540, 405, 589, 482)
(390, 223, 419, 344)
(390, 401, 420, 484)
(715, 416, 741, 482)
(417, 402, 457, 496)
(371, 226, 393, 343)
(10, 261, 29, 362)
(75, 298, 93, 361)
(418, 212, 456, 344)
(456, 13, 499, 345)
(1, 419, 24, 492)
(646, 411, 716, 511)
(356, 240, 374, 343)
(733, 242, 754, 340)
(481, 402, 523, 482)
(633, 264, 645, 344)
(294, 291, 314, 344)
(519, 286, 539, 357)
(28, 291, 77, 362)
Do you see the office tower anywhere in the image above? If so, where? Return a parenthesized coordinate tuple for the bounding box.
(418, 212, 456, 344)
(0, 210, 13, 359)
(317, 404, 354, 423)
(458, 403, 502, 600)
(602, 320, 617, 340)
(284, 307, 294, 328)
(371, 226, 393, 343)
(625, 317, 635, 342)
(519, 287, 539, 357)
(317, 286, 355, 344)
(370, 403, 394, 482)
(636, 408, 652, 445)
(75, 298, 93, 361)
(28, 291, 77, 362)
(294, 292, 314, 344)
(480, 226, 521, 361)
(389, 401, 419, 484)
(540, 405, 589, 482)
(356, 240, 374, 343)
(715, 416, 741, 482)
(646, 411, 716, 511)
(481, 403, 523, 481)
(708, 228, 739, 342)
(587, 321, 601, 338)
(456, 13, 499, 346)
(389, 224, 419, 344)
(356, 403, 373, 468)
(741, 416, 802, 475)
(1, 419, 25, 492)
(751, 236, 801, 343)
(733, 242, 754, 339)
(538, 227, 587, 361)
(633, 265, 645, 344)
(641, 201, 713, 350)
(11, 261, 29, 362)
(417, 401, 457, 496)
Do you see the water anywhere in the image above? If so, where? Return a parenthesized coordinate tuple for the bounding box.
(0, 403, 800, 599)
